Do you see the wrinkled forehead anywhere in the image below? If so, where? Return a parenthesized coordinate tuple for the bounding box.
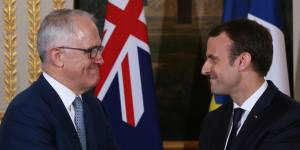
(70, 15, 100, 38)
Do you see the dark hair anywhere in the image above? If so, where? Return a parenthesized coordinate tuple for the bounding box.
(208, 19, 273, 76)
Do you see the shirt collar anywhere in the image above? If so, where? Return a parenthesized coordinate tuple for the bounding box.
(234, 80, 268, 111)
(43, 72, 79, 109)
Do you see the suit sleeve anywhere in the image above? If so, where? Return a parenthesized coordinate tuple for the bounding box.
(0, 105, 58, 150)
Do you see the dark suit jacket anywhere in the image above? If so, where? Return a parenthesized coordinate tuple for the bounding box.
(0, 75, 119, 150)
(199, 81, 300, 150)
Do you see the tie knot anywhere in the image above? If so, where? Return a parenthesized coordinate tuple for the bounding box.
(73, 97, 83, 108)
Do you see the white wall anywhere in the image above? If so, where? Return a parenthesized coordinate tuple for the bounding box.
(293, 0, 300, 101)
(0, 1, 74, 112)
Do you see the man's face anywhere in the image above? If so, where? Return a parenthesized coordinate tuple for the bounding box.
(201, 32, 240, 95)
(61, 15, 103, 93)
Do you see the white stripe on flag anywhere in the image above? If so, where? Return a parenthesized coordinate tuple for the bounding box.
(248, 14, 290, 96)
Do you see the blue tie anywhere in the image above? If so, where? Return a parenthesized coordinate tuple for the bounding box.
(225, 108, 245, 150)
(73, 97, 87, 150)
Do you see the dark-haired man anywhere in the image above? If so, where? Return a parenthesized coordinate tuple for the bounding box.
(199, 19, 300, 150)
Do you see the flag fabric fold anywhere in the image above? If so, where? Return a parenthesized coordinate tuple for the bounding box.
(95, 0, 163, 150)
(210, 0, 290, 111)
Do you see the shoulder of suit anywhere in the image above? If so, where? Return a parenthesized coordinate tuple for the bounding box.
(272, 89, 300, 109)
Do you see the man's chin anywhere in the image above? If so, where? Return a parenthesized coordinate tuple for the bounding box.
(211, 88, 226, 95)
(211, 92, 228, 96)
(86, 76, 100, 88)
(92, 77, 100, 86)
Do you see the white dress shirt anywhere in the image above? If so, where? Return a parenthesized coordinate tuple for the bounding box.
(224, 81, 268, 150)
(43, 72, 81, 129)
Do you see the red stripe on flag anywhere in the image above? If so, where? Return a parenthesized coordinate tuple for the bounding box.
(121, 54, 135, 126)
(95, 0, 148, 95)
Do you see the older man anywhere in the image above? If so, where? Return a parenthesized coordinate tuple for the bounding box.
(0, 9, 119, 150)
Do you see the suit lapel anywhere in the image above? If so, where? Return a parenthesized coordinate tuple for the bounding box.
(37, 75, 82, 150)
(82, 94, 98, 150)
(231, 81, 277, 150)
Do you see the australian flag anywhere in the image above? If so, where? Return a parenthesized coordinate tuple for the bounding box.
(94, 0, 163, 150)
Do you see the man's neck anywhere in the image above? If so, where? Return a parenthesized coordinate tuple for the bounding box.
(231, 78, 265, 106)
(43, 66, 84, 96)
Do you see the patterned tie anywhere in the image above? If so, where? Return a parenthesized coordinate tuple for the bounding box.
(73, 96, 87, 150)
(225, 108, 245, 150)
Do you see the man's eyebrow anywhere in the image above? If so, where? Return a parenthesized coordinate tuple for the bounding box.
(207, 54, 218, 60)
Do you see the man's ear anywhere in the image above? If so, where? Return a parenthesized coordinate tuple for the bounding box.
(237, 52, 252, 71)
(48, 48, 64, 68)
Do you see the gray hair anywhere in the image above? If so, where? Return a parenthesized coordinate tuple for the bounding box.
(37, 9, 97, 63)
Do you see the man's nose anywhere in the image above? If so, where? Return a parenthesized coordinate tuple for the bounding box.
(201, 61, 211, 75)
(94, 51, 104, 65)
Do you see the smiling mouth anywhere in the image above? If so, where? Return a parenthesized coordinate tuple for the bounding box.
(90, 64, 100, 69)
(209, 75, 217, 80)
(209, 76, 218, 84)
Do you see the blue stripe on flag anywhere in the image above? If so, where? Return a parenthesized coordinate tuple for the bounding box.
(223, 0, 283, 32)
(249, 0, 283, 29)
(222, 0, 249, 21)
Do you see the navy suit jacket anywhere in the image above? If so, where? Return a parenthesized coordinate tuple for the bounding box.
(199, 81, 300, 150)
(0, 75, 119, 150)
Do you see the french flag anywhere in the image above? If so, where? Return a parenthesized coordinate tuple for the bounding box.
(223, 0, 290, 96)
(209, 0, 290, 111)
